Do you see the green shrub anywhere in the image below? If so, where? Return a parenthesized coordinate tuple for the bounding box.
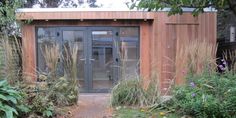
(48, 76, 79, 106)
(22, 76, 78, 117)
(172, 71, 236, 118)
(0, 79, 29, 118)
(29, 95, 54, 118)
(111, 78, 160, 107)
(111, 79, 142, 106)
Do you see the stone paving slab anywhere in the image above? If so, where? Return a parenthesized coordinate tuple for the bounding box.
(73, 93, 113, 118)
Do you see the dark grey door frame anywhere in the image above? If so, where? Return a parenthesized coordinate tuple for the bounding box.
(36, 26, 140, 93)
(60, 27, 89, 92)
(60, 27, 119, 93)
(87, 27, 119, 93)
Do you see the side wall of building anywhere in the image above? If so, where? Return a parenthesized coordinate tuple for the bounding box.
(153, 13, 217, 93)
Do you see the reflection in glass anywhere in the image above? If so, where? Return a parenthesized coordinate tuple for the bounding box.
(92, 31, 113, 89)
(120, 27, 139, 80)
(37, 28, 58, 73)
(63, 31, 85, 89)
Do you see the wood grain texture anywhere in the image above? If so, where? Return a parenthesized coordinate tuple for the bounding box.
(155, 13, 217, 91)
(140, 21, 152, 88)
(16, 11, 154, 20)
(22, 25, 36, 82)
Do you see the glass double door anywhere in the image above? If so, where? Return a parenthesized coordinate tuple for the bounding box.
(62, 27, 119, 92)
(37, 26, 139, 93)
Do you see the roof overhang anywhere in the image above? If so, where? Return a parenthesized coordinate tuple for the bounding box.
(16, 8, 155, 20)
(16, 8, 216, 20)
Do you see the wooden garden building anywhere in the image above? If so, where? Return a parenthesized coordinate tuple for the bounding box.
(16, 8, 216, 93)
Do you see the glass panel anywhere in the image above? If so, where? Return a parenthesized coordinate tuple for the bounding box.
(37, 28, 58, 73)
(120, 27, 139, 39)
(120, 28, 139, 80)
(63, 31, 85, 89)
(92, 31, 113, 89)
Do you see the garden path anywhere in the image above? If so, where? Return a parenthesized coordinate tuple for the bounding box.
(73, 93, 113, 118)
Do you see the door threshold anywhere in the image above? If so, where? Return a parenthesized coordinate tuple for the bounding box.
(79, 93, 110, 96)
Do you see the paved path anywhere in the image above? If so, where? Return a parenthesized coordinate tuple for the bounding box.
(73, 93, 113, 118)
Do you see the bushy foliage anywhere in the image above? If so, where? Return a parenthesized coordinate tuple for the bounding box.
(172, 71, 236, 118)
(111, 79, 142, 106)
(131, 0, 236, 16)
(0, 0, 22, 35)
(29, 95, 54, 118)
(0, 79, 29, 118)
(49, 76, 79, 106)
(21, 75, 78, 117)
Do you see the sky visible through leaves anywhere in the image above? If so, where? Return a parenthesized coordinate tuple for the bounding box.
(32, 0, 133, 9)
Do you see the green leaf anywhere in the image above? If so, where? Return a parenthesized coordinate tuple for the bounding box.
(0, 80, 7, 87)
(0, 94, 7, 101)
(4, 105, 18, 115)
(17, 105, 31, 113)
(6, 96, 17, 104)
(5, 110, 13, 118)
(43, 110, 53, 117)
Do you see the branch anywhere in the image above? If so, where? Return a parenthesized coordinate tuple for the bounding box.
(160, 0, 213, 8)
(227, 0, 236, 16)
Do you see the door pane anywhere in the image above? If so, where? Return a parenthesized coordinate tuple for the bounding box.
(63, 31, 85, 89)
(92, 31, 113, 89)
(120, 28, 139, 80)
(37, 28, 60, 74)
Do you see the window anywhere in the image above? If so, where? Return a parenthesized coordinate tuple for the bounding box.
(119, 27, 139, 79)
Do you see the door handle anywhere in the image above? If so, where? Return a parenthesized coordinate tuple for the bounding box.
(80, 58, 86, 64)
(89, 58, 95, 64)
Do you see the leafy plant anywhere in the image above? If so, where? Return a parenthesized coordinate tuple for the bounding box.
(29, 94, 54, 118)
(48, 76, 78, 106)
(131, 0, 235, 16)
(0, 79, 29, 118)
(37, 43, 79, 106)
(171, 71, 236, 117)
(44, 44, 79, 106)
(0, 0, 22, 35)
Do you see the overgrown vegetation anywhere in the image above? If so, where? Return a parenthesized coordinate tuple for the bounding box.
(0, 36, 79, 117)
(1, 36, 22, 84)
(164, 41, 236, 117)
(111, 77, 161, 107)
(0, 79, 29, 118)
(113, 40, 236, 118)
(0, 0, 22, 35)
(171, 71, 236, 118)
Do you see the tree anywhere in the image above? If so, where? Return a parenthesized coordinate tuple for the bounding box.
(24, 0, 99, 8)
(0, 0, 22, 35)
(24, 0, 63, 8)
(132, 0, 236, 16)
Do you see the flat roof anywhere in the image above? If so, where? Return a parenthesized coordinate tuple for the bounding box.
(16, 8, 216, 13)
(16, 8, 216, 20)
